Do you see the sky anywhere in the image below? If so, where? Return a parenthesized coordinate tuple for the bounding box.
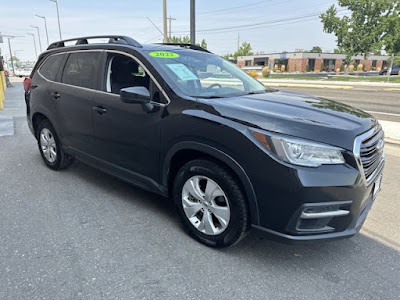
(0, 0, 341, 62)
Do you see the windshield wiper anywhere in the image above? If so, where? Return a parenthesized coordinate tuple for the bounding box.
(245, 90, 267, 95)
(191, 95, 225, 99)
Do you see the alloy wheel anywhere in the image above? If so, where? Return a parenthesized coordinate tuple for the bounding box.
(181, 176, 231, 235)
(40, 128, 57, 163)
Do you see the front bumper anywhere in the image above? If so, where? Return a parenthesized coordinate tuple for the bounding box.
(248, 150, 384, 243)
(252, 191, 376, 243)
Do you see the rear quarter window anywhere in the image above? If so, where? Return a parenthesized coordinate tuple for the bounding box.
(61, 52, 101, 89)
(39, 54, 65, 81)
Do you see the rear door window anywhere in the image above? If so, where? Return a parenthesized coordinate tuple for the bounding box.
(39, 54, 65, 81)
(61, 52, 101, 89)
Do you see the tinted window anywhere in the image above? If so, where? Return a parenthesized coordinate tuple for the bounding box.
(106, 54, 150, 94)
(39, 54, 64, 81)
(61, 52, 101, 89)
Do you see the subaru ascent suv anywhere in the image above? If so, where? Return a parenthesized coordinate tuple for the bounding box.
(24, 36, 385, 247)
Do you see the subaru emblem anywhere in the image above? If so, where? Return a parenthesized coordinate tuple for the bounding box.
(376, 139, 384, 151)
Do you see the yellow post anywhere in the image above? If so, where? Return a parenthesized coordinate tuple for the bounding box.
(0, 71, 5, 109)
(0, 78, 4, 110)
(0, 71, 6, 91)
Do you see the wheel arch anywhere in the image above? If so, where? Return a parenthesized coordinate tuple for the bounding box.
(31, 108, 60, 139)
(163, 142, 260, 225)
(32, 112, 50, 138)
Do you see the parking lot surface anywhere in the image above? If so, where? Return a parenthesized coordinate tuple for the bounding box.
(0, 83, 399, 299)
(0, 116, 399, 299)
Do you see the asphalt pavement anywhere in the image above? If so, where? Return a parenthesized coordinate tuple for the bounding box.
(0, 82, 399, 299)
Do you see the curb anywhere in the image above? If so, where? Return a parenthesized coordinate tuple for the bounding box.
(385, 138, 400, 146)
(263, 83, 353, 89)
(259, 78, 400, 88)
(0, 116, 14, 137)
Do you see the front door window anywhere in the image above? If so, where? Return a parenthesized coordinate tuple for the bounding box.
(105, 54, 150, 94)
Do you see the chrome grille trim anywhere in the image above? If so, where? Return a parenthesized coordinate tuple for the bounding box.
(353, 125, 385, 186)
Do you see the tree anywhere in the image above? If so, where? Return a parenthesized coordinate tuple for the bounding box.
(221, 53, 233, 60)
(169, 36, 190, 44)
(320, 0, 400, 63)
(11, 55, 20, 62)
(233, 42, 253, 59)
(333, 48, 346, 54)
(168, 36, 208, 49)
(198, 39, 207, 50)
(310, 46, 322, 53)
(388, 53, 400, 66)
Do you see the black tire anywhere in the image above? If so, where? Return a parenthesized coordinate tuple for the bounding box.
(173, 159, 250, 248)
(36, 119, 74, 170)
(381, 71, 387, 75)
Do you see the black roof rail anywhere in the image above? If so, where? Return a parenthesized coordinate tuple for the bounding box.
(156, 43, 211, 53)
(47, 35, 142, 50)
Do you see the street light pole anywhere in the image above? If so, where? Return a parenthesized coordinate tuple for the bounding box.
(7, 37, 15, 76)
(1, 35, 23, 76)
(50, 0, 62, 40)
(190, 0, 195, 45)
(27, 33, 38, 58)
(163, 0, 168, 43)
(30, 26, 42, 53)
(35, 15, 50, 46)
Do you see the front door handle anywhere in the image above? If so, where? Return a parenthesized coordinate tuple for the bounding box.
(51, 92, 60, 100)
(93, 106, 107, 115)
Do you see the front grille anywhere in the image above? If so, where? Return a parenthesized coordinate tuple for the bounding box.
(360, 129, 384, 179)
(354, 126, 385, 185)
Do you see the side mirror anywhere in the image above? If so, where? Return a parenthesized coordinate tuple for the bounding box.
(120, 87, 151, 104)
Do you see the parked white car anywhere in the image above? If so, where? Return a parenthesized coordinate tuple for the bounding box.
(14, 68, 33, 77)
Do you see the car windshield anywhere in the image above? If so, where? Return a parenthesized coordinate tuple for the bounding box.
(145, 49, 267, 98)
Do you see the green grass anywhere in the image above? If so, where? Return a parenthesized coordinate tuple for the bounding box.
(265, 75, 400, 83)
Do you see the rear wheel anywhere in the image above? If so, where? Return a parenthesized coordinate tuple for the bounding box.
(37, 119, 74, 170)
(173, 159, 250, 248)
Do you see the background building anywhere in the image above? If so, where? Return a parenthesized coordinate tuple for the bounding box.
(237, 52, 390, 72)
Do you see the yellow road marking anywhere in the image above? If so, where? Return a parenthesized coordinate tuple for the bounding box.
(384, 88, 400, 91)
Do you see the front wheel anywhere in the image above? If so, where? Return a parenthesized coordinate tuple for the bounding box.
(173, 159, 250, 248)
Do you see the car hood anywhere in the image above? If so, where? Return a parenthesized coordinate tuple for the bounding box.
(198, 90, 377, 150)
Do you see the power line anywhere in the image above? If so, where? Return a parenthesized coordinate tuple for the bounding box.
(198, 0, 269, 16)
(198, 0, 336, 16)
(173, 8, 347, 34)
(198, 12, 346, 38)
(197, 0, 333, 17)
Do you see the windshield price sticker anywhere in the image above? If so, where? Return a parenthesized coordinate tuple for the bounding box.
(149, 51, 180, 58)
(166, 63, 199, 81)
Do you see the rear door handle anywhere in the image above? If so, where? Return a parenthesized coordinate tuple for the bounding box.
(51, 92, 60, 99)
(93, 106, 107, 115)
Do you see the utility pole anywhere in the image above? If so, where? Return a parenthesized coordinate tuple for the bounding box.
(50, 0, 62, 40)
(163, 0, 168, 43)
(190, 0, 195, 45)
(27, 33, 38, 58)
(30, 26, 42, 53)
(387, 53, 394, 82)
(35, 15, 50, 46)
(167, 15, 176, 39)
(237, 33, 240, 51)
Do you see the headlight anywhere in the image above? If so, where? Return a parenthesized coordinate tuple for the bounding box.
(250, 129, 345, 167)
